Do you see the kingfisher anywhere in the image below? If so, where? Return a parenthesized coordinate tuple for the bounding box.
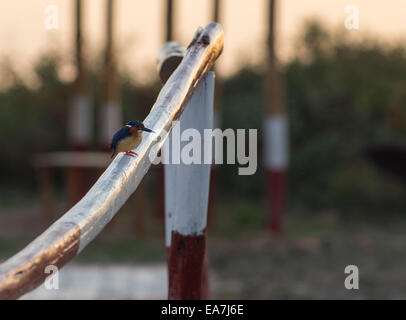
(110, 121, 154, 159)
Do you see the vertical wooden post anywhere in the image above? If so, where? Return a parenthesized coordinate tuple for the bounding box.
(166, 0, 175, 41)
(98, 0, 123, 231)
(68, 0, 91, 148)
(165, 72, 214, 300)
(67, 0, 92, 207)
(264, 0, 288, 234)
(157, 41, 213, 300)
(100, 0, 122, 151)
(157, 40, 185, 272)
(36, 167, 55, 221)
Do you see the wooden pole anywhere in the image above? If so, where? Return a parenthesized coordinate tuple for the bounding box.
(264, 0, 288, 234)
(67, 0, 92, 208)
(100, 0, 122, 150)
(98, 0, 123, 231)
(213, 0, 220, 22)
(165, 72, 214, 300)
(158, 38, 214, 299)
(166, 0, 174, 41)
(69, 0, 91, 147)
(36, 167, 55, 222)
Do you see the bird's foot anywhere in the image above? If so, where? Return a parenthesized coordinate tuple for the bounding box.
(125, 151, 138, 158)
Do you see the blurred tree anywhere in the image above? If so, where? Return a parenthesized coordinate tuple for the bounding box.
(285, 19, 406, 211)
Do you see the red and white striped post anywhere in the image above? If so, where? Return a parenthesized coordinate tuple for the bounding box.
(157, 35, 216, 299)
(67, 0, 92, 206)
(99, 0, 122, 151)
(165, 72, 214, 300)
(264, 0, 288, 234)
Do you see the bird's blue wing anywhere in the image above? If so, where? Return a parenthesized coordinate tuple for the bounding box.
(110, 126, 131, 150)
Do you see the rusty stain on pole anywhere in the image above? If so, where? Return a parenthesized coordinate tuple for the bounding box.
(168, 233, 207, 299)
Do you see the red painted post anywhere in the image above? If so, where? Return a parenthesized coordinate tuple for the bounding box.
(264, 0, 288, 234)
(267, 170, 286, 233)
(168, 233, 207, 299)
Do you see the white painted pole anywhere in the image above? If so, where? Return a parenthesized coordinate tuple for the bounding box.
(68, 95, 92, 149)
(264, 0, 288, 234)
(165, 72, 214, 300)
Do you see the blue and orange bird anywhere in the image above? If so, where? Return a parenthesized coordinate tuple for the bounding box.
(110, 121, 154, 159)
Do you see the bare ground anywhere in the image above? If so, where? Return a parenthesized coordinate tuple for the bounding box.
(1, 198, 406, 299)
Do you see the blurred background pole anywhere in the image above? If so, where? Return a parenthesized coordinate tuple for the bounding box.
(207, 0, 222, 226)
(99, 0, 127, 231)
(166, 0, 174, 42)
(100, 0, 122, 151)
(156, 0, 176, 222)
(264, 0, 288, 234)
(67, 0, 92, 207)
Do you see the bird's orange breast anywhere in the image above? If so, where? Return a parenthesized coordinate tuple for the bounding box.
(116, 133, 143, 152)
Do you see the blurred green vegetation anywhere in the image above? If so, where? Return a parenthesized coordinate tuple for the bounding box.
(1, 19, 406, 214)
(220, 20, 406, 213)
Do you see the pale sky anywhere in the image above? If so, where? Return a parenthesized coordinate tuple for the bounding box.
(0, 0, 405, 85)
